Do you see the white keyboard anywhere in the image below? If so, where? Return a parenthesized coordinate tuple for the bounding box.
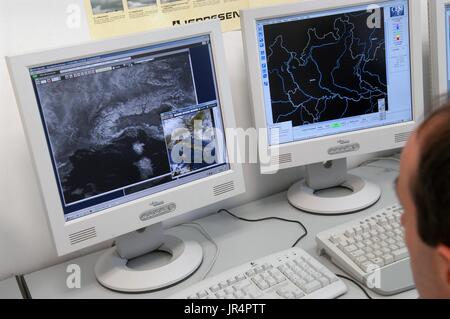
(170, 247, 347, 299)
(316, 203, 415, 295)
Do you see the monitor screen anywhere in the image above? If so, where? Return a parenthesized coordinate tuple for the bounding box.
(256, 0, 413, 145)
(446, 4, 450, 91)
(29, 35, 229, 222)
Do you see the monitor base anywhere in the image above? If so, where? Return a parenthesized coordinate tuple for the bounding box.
(287, 160, 381, 215)
(95, 233, 203, 293)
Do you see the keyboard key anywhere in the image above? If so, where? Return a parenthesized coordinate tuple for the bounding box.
(360, 261, 377, 272)
(246, 269, 255, 277)
(329, 235, 342, 243)
(293, 291, 305, 298)
(382, 254, 394, 265)
(294, 277, 307, 287)
(266, 276, 277, 287)
(301, 280, 322, 293)
(219, 281, 228, 289)
(227, 278, 237, 285)
(371, 243, 381, 250)
(215, 291, 226, 298)
(373, 250, 383, 256)
(354, 226, 363, 234)
(224, 287, 234, 294)
(254, 266, 264, 273)
(363, 246, 373, 253)
(233, 291, 246, 298)
(236, 274, 246, 281)
(251, 277, 269, 290)
(344, 230, 354, 237)
(366, 253, 375, 260)
(392, 248, 408, 261)
(210, 285, 220, 293)
(318, 277, 330, 286)
(349, 249, 365, 259)
(389, 244, 399, 251)
(343, 244, 358, 253)
(370, 257, 384, 267)
(198, 290, 208, 298)
(355, 255, 367, 264)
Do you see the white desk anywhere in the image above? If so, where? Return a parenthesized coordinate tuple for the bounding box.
(0, 277, 23, 299)
(23, 160, 418, 299)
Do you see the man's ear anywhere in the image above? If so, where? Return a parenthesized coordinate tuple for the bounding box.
(436, 245, 450, 285)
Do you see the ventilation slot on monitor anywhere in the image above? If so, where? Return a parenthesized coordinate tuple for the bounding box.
(69, 227, 97, 245)
(395, 132, 412, 144)
(271, 153, 293, 166)
(213, 181, 235, 197)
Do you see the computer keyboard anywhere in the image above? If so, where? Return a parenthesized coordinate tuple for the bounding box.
(170, 247, 347, 299)
(316, 203, 415, 296)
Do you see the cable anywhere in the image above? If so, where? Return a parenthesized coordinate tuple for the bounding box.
(335, 274, 373, 299)
(181, 222, 220, 280)
(218, 208, 308, 248)
(358, 157, 401, 168)
(358, 157, 401, 172)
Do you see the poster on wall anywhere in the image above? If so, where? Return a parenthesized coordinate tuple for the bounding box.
(85, 0, 297, 39)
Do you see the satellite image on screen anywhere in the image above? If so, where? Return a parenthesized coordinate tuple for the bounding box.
(162, 108, 218, 178)
(264, 9, 388, 127)
(36, 53, 197, 204)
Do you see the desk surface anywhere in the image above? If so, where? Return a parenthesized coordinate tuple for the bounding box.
(0, 277, 22, 299)
(24, 160, 418, 299)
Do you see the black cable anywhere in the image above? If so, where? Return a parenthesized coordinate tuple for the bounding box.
(218, 208, 308, 247)
(336, 274, 373, 299)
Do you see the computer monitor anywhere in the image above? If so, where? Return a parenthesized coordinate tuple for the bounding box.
(7, 20, 245, 292)
(429, 0, 450, 101)
(242, 0, 424, 214)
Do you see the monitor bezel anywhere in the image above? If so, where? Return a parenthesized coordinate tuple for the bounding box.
(242, 0, 424, 173)
(7, 20, 245, 256)
(429, 0, 450, 103)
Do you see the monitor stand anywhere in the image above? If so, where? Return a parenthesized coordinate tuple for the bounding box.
(95, 222, 203, 292)
(287, 159, 381, 215)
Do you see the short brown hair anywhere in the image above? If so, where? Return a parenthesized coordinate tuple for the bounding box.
(414, 103, 450, 247)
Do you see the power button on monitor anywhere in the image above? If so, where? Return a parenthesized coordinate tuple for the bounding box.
(328, 143, 360, 155)
(140, 203, 177, 221)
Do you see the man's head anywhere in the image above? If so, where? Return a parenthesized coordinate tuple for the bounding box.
(397, 104, 450, 298)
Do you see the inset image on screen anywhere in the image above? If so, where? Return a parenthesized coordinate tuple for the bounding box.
(127, 0, 157, 9)
(90, 0, 124, 15)
(162, 104, 219, 178)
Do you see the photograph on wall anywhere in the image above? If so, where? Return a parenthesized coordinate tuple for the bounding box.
(127, 0, 157, 9)
(90, 0, 125, 15)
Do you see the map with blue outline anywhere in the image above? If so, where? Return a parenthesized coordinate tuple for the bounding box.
(264, 9, 388, 127)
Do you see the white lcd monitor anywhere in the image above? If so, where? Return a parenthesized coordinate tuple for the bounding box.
(7, 20, 245, 292)
(429, 0, 450, 102)
(242, 0, 424, 214)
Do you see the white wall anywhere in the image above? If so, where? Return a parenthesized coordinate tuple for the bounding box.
(0, 0, 429, 280)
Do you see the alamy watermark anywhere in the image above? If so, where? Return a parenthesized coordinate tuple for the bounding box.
(66, 264, 81, 289)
